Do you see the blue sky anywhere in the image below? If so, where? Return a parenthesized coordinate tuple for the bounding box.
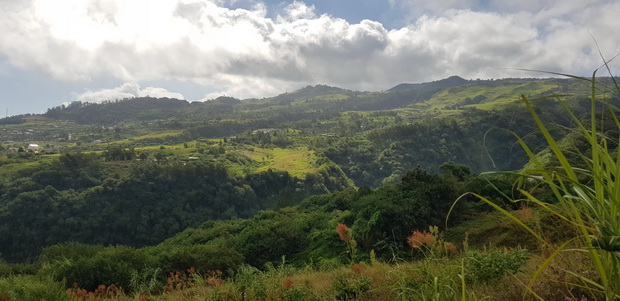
(221, 0, 405, 28)
(1, 0, 619, 116)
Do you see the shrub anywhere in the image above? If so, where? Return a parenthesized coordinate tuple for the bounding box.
(157, 245, 244, 274)
(315, 257, 342, 271)
(464, 249, 528, 283)
(332, 275, 372, 301)
(38, 242, 103, 262)
(0, 275, 66, 301)
(283, 286, 314, 301)
(41, 245, 155, 292)
(0, 262, 13, 278)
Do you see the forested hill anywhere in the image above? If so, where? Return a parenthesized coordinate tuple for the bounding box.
(4, 76, 617, 185)
(0, 75, 618, 265)
(38, 76, 605, 125)
(40, 77, 474, 126)
(44, 97, 191, 125)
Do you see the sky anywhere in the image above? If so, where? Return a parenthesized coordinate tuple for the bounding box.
(1, 0, 619, 116)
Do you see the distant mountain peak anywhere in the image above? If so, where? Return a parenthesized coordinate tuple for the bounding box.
(388, 76, 469, 92)
(443, 75, 467, 82)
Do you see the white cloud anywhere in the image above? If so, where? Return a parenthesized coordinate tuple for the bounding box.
(0, 0, 619, 101)
(277, 0, 317, 22)
(73, 82, 185, 103)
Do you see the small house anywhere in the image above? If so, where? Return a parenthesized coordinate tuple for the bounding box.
(27, 144, 41, 153)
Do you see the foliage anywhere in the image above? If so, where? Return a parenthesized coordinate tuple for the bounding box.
(37, 242, 104, 263)
(0, 155, 349, 262)
(464, 249, 528, 284)
(39, 245, 156, 292)
(0, 115, 26, 125)
(129, 267, 162, 297)
(349, 167, 463, 260)
(45, 97, 189, 125)
(20, 76, 593, 191)
(102, 145, 135, 161)
(0, 275, 66, 301)
(234, 208, 320, 267)
(3, 74, 616, 299)
(468, 70, 620, 298)
(332, 273, 372, 301)
(0, 162, 485, 296)
(157, 245, 243, 274)
(516, 73, 620, 298)
(322, 105, 570, 187)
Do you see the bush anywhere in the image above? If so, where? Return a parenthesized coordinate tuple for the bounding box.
(0, 275, 66, 301)
(38, 242, 104, 262)
(158, 245, 244, 274)
(464, 249, 528, 283)
(283, 286, 314, 301)
(41, 245, 155, 292)
(0, 262, 13, 278)
(332, 274, 372, 301)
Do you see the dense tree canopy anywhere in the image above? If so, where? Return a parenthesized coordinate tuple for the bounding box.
(0, 152, 350, 263)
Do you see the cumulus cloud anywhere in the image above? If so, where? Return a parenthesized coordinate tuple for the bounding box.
(277, 0, 317, 22)
(0, 0, 619, 101)
(73, 82, 185, 103)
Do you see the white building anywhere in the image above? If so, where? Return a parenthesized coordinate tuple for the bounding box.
(27, 144, 41, 153)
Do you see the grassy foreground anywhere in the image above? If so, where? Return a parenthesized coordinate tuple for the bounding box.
(0, 242, 593, 300)
(468, 67, 620, 300)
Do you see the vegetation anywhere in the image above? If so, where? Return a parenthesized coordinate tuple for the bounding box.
(1, 73, 619, 300)
(0, 152, 350, 263)
(470, 70, 620, 299)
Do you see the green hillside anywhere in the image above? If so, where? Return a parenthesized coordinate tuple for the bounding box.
(422, 79, 559, 110)
(1, 75, 620, 300)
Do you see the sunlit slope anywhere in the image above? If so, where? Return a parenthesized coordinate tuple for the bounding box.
(416, 80, 560, 110)
(239, 147, 320, 179)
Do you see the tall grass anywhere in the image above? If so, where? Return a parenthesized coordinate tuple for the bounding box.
(0, 275, 67, 301)
(465, 63, 620, 299)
